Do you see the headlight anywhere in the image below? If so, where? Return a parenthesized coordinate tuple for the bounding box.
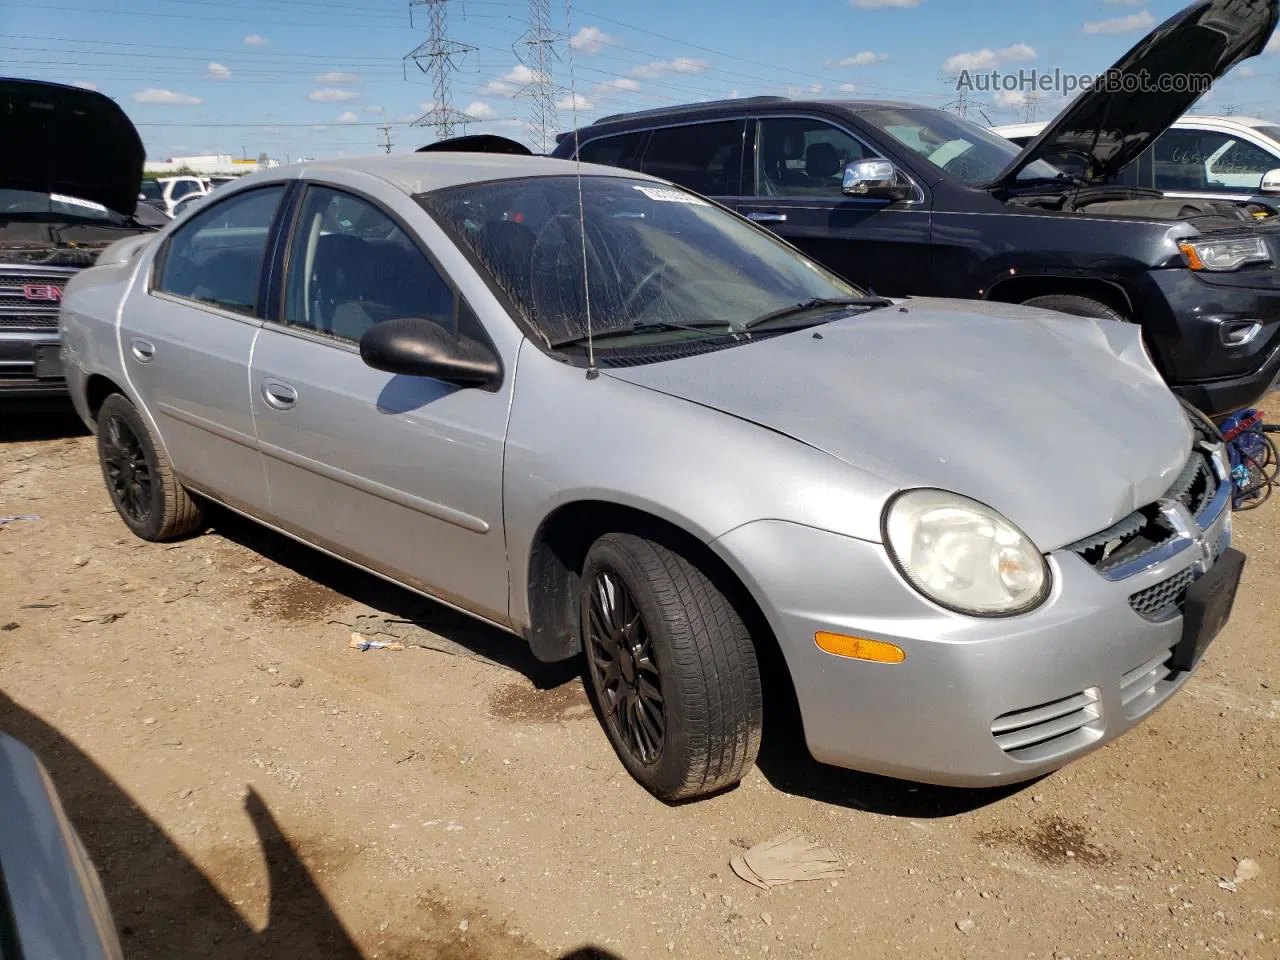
(1178, 236, 1270, 272)
(883, 489, 1050, 617)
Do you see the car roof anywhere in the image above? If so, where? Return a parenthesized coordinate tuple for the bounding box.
(288, 151, 655, 195)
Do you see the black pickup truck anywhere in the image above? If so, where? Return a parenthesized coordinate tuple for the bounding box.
(552, 0, 1280, 418)
(1, 78, 160, 401)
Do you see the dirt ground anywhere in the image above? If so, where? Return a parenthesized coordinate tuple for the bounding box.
(2, 407, 1278, 960)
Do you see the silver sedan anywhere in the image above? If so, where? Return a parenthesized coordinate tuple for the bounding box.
(59, 154, 1244, 800)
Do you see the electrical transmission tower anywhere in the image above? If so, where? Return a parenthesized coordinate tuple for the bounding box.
(377, 125, 394, 153)
(1022, 90, 1040, 123)
(515, 0, 566, 153)
(405, 0, 475, 141)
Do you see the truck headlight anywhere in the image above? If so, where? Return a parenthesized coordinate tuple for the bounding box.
(1178, 237, 1270, 272)
(884, 489, 1050, 617)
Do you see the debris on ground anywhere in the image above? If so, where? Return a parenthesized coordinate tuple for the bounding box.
(330, 613, 502, 666)
(956, 918, 976, 935)
(0, 515, 41, 527)
(72, 612, 127, 625)
(730, 833, 846, 890)
(1220, 857, 1262, 891)
(347, 631, 405, 652)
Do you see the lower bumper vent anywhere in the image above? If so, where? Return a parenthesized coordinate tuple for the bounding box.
(1120, 646, 1177, 719)
(991, 688, 1101, 763)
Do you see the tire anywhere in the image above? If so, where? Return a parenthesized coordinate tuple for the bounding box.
(580, 532, 762, 802)
(96, 393, 204, 541)
(1020, 293, 1128, 322)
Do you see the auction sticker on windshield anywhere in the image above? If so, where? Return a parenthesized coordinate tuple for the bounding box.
(50, 193, 109, 214)
(632, 185, 709, 205)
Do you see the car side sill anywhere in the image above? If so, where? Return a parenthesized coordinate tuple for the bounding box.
(181, 482, 521, 639)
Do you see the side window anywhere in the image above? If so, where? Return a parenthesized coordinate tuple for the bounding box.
(154, 185, 286, 316)
(640, 120, 744, 196)
(755, 118, 878, 198)
(577, 131, 646, 171)
(282, 185, 455, 344)
(171, 179, 199, 200)
(1152, 129, 1280, 192)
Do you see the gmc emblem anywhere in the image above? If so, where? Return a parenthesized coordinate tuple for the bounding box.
(24, 284, 62, 302)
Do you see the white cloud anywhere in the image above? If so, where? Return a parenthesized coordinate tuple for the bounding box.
(311, 124, 329, 131)
(1083, 11, 1156, 34)
(598, 76, 641, 92)
(942, 42, 1036, 73)
(243, 33, 267, 46)
(335, 111, 359, 123)
(205, 62, 231, 80)
(557, 92, 593, 110)
(993, 90, 1027, 109)
(315, 71, 359, 84)
(1266, 30, 1279, 54)
(483, 64, 548, 96)
(837, 82, 858, 93)
(71, 80, 97, 90)
(828, 51, 889, 67)
(134, 88, 203, 105)
(362, 104, 386, 115)
(569, 25, 614, 55)
(465, 100, 497, 120)
(631, 57, 711, 79)
(308, 87, 359, 102)
(1103, 0, 1144, 5)
(1238, 65, 1257, 78)
(850, 0, 919, 7)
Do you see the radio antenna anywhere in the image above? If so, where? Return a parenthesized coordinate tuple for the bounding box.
(563, 0, 596, 378)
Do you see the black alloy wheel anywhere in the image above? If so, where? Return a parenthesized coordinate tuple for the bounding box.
(101, 412, 154, 525)
(586, 569, 666, 764)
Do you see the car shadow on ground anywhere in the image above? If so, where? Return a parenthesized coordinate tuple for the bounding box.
(0, 690, 629, 959)
(0, 403, 88, 443)
(202, 505, 1025, 819)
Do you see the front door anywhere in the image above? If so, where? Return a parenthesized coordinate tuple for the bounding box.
(121, 184, 288, 511)
(736, 116, 931, 296)
(249, 184, 512, 624)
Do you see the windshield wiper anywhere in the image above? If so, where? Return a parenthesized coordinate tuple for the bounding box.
(739, 296, 892, 331)
(551, 319, 735, 348)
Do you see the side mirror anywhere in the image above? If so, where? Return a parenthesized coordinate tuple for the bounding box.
(1260, 168, 1280, 195)
(360, 317, 501, 390)
(842, 159, 911, 202)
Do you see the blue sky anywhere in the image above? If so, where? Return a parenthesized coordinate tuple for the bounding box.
(3, 0, 1278, 161)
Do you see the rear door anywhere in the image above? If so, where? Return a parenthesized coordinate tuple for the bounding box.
(248, 182, 513, 624)
(736, 114, 931, 295)
(121, 183, 289, 512)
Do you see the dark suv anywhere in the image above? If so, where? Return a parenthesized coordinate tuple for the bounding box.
(1, 78, 158, 400)
(552, 0, 1280, 418)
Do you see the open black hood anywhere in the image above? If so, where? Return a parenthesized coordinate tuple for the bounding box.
(993, 0, 1279, 189)
(416, 133, 534, 155)
(0, 78, 144, 216)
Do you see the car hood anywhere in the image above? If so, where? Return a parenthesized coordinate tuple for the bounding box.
(604, 299, 1193, 551)
(992, 0, 1279, 190)
(0, 78, 144, 216)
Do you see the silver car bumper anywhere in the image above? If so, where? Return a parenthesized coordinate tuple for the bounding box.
(715, 485, 1233, 788)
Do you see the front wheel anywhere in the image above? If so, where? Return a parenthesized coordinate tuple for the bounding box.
(1020, 293, 1128, 323)
(581, 532, 762, 802)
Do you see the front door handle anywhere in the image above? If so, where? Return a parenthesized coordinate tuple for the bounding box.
(130, 338, 155, 363)
(746, 211, 788, 223)
(262, 379, 298, 410)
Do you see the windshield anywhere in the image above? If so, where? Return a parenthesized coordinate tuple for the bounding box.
(858, 107, 1067, 186)
(0, 188, 126, 224)
(420, 176, 861, 350)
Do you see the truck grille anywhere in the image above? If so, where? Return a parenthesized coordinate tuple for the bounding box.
(0, 268, 75, 329)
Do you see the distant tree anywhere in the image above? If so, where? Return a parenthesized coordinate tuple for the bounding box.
(256, 152, 270, 166)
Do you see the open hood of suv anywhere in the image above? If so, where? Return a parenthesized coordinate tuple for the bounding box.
(0, 78, 144, 216)
(992, 0, 1279, 190)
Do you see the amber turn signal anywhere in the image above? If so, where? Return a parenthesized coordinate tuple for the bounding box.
(814, 632, 906, 663)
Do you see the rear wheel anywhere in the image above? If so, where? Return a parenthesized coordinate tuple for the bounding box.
(96, 393, 204, 541)
(581, 532, 762, 802)
(1021, 293, 1128, 322)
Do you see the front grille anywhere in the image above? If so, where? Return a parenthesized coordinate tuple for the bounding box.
(1128, 567, 1196, 622)
(0, 268, 72, 330)
(1120, 646, 1177, 717)
(991, 688, 1101, 763)
(1066, 446, 1222, 578)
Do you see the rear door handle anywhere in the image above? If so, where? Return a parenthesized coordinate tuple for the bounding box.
(130, 338, 155, 363)
(746, 211, 788, 223)
(262, 379, 298, 410)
